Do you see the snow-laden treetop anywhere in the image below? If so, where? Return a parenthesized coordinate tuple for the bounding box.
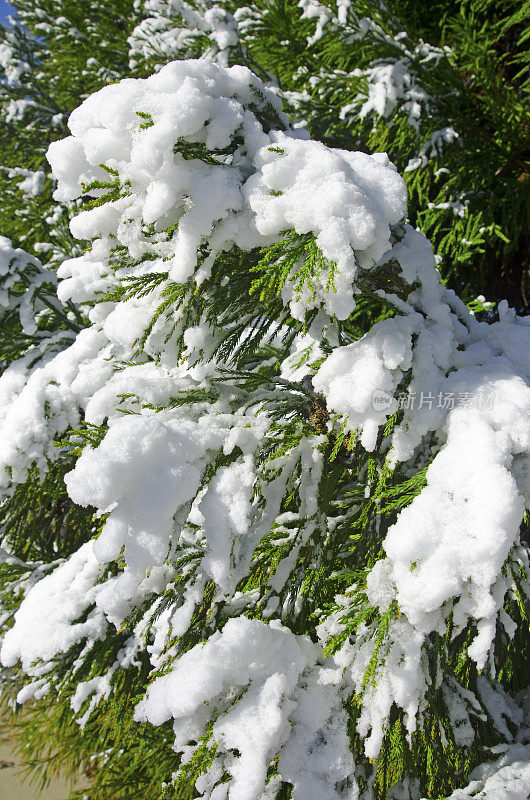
(1, 59, 529, 800)
(47, 59, 406, 321)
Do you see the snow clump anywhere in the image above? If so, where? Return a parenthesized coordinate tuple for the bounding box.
(0, 58, 529, 800)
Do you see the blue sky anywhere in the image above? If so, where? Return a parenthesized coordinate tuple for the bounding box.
(0, 1, 15, 24)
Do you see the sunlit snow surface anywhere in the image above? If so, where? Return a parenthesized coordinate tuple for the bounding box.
(1, 57, 529, 800)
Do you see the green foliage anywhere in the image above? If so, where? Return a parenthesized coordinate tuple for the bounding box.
(1, 667, 181, 800)
(222, 0, 530, 310)
(0, 454, 97, 561)
(251, 231, 338, 304)
(0, 0, 141, 258)
(0, 1, 528, 799)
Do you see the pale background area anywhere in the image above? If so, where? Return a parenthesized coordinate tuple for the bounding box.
(0, 713, 89, 800)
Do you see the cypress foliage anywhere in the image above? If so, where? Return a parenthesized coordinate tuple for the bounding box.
(0, 3, 528, 800)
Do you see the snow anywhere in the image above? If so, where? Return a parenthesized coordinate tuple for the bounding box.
(0, 326, 112, 489)
(381, 388, 526, 665)
(312, 225, 530, 741)
(0, 40, 30, 85)
(135, 617, 356, 800)
(405, 126, 459, 172)
(354, 60, 430, 129)
(65, 413, 229, 622)
(47, 59, 407, 322)
(313, 314, 418, 450)
(197, 455, 256, 595)
(340, 617, 427, 758)
(0, 56, 529, 800)
(1, 542, 107, 677)
(437, 744, 530, 800)
(7, 167, 46, 197)
(128, 0, 239, 68)
(5, 97, 38, 123)
(298, 0, 333, 46)
(247, 139, 407, 319)
(46, 59, 288, 284)
(0, 234, 58, 334)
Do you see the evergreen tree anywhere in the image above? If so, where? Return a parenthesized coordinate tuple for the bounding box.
(0, 3, 528, 800)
